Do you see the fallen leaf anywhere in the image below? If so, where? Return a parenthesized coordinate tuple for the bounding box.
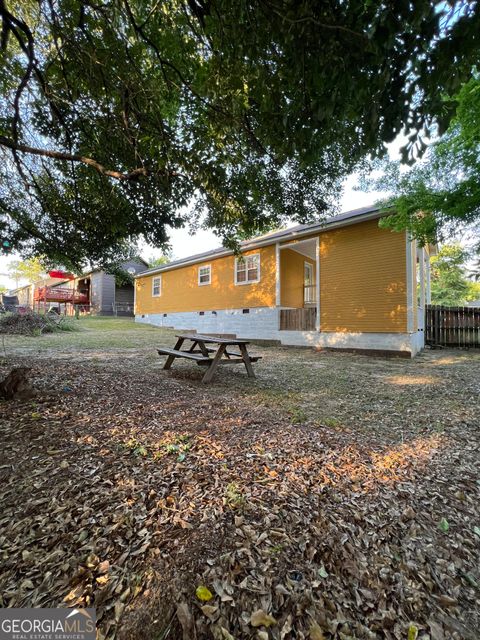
(250, 609, 277, 628)
(196, 585, 213, 601)
(407, 624, 418, 640)
(402, 506, 416, 521)
(176, 602, 195, 640)
(436, 594, 457, 607)
(309, 622, 325, 640)
(318, 564, 328, 578)
(438, 517, 449, 533)
(200, 605, 218, 618)
(97, 560, 110, 574)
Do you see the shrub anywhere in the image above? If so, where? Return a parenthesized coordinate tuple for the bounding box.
(0, 312, 78, 336)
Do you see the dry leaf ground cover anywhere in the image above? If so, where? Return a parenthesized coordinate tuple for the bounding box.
(0, 317, 479, 640)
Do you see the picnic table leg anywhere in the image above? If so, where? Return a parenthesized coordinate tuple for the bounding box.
(163, 337, 185, 370)
(202, 344, 226, 383)
(239, 343, 256, 378)
(196, 340, 211, 358)
(188, 340, 199, 353)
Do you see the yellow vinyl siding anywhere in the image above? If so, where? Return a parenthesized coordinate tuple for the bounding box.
(280, 248, 315, 308)
(135, 246, 276, 314)
(320, 220, 407, 333)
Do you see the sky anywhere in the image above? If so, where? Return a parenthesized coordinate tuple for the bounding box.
(147, 173, 386, 264)
(0, 173, 387, 290)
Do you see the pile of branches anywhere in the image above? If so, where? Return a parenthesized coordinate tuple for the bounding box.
(0, 312, 74, 336)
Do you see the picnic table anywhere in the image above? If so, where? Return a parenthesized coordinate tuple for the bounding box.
(157, 333, 261, 383)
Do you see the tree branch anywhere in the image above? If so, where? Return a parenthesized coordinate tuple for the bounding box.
(0, 136, 184, 182)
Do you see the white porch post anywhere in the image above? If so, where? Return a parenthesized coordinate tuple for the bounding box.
(133, 277, 137, 317)
(275, 242, 281, 307)
(425, 252, 432, 304)
(406, 235, 415, 332)
(417, 246, 426, 331)
(418, 247, 425, 309)
(315, 237, 321, 331)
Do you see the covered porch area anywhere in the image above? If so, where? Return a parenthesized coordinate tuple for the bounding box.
(276, 237, 319, 331)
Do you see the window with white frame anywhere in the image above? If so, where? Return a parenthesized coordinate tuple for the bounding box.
(235, 253, 260, 284)
(198, 264, 211, 285)
(152, 275, 162, 296)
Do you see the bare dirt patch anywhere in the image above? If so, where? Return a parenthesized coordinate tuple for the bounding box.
(0, 319, 479, 640)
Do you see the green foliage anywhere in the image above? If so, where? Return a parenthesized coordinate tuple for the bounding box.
(148, 255, 170, 268)
(430, 244, 478, 306)
(109, 267, 134, 288)
(360, 77, 480, 259)
(102, 255, 143, 286)
(7, 257, 47, 285)
(1, 1, 479, 266)
(438, 517, 450, 533)
(225, 482, 246, 509)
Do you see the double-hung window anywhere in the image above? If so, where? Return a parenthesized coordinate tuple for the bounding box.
(235, 253, 260, 284)
(198, 264, 211, 286)
(152, 276, 162, 297)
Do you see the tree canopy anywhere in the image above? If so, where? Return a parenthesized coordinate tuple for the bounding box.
(148, 255, 171, 269)
(430, 244, 480, 305)
(6, 256, 46, 286)
(361, 76, 480, 256)
(1, 0, 479, 268)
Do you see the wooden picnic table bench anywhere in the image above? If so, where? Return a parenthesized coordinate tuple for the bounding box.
(157, 333, 261, 383)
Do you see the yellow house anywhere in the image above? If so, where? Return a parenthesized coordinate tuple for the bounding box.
(135, 206, 433, 356)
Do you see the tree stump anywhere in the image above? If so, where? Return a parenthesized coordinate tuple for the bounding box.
(0, 367, 36, 400)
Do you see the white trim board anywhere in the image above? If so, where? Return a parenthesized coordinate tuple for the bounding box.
(280, 239, 317, 260)
(406, 235, 415, 332)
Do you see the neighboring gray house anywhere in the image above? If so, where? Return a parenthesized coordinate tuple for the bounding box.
(84, 258, 149, 315)
(9, 258, 148, 316)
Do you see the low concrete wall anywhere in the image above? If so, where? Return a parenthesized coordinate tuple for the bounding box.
(136, 307, 424, 356)
(136, 307, 279, 340)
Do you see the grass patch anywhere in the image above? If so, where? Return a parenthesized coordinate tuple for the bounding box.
(0, 316, 175, 353)
(225, 482, 246, 509)
(323, 417, 341, 428)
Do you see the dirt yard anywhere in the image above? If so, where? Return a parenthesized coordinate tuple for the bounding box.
(0, 317, 479, 640)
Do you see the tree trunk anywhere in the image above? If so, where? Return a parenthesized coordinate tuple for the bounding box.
(0, 367, 36, 400)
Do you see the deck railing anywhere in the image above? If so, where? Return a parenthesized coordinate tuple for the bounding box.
(303, 284, 316, 304)
(113, 302, 135, 316)
(34, 286, 88, 304)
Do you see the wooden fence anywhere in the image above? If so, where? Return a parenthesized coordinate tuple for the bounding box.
(279, 308, 317, 331)
(425, 305, 480, 348)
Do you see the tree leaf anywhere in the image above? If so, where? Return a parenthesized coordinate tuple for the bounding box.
(309, 621, 325, 640)
(196, 585, 214, 601)
(438, 517, 449, 533)
(407, 624, 418, 640)
(318, 564, 329, 578)
(250, 609, 277, 628)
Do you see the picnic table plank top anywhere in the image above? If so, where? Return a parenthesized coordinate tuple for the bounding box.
(175, 333, 250, 345)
